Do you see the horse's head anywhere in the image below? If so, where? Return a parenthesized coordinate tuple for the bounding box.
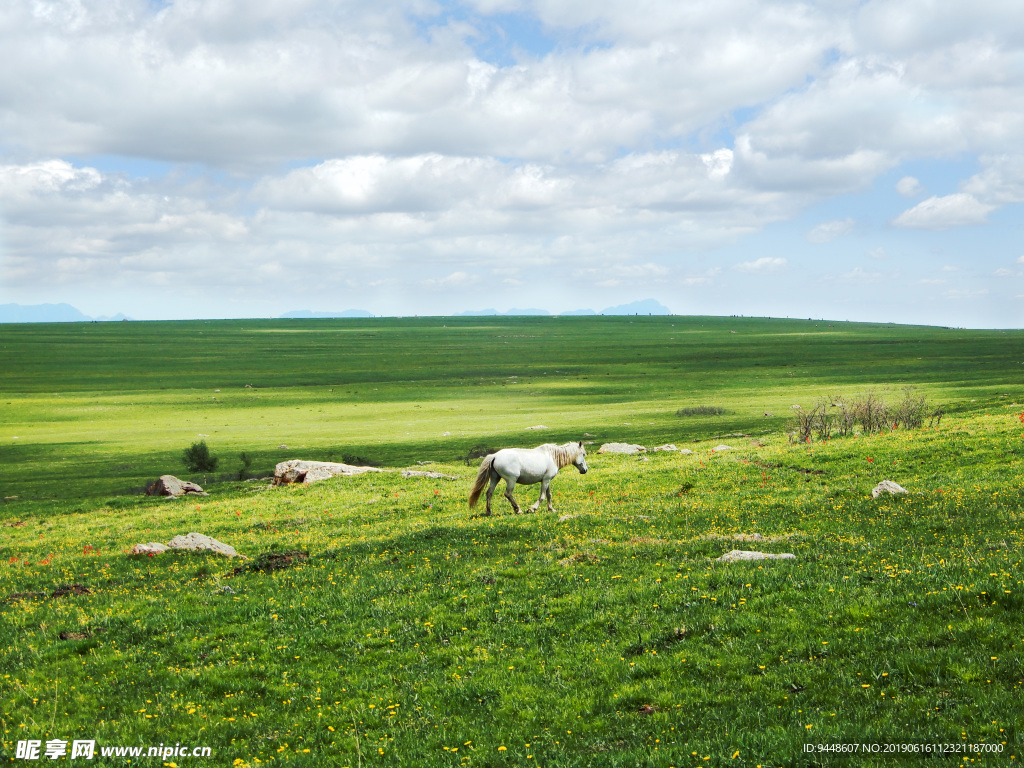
(574, 441, 588, 474)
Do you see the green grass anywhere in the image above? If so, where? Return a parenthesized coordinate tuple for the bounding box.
(1, 316, 1023, 766)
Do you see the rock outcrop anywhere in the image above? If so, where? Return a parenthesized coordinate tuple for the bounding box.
(274, 460, 384, 485)
(598, 443, 646, 454)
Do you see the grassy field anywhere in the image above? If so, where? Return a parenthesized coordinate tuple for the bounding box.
(1, 316, 1023, 766)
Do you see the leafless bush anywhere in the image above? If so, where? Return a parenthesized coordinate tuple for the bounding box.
(792, 406, 815, 443)
(791, 388, 935, 441)
(791, 398, 836, 442)
(889, 387, 930, 429)
(830, 395, 857, 436)
(852, 391, 888, 435)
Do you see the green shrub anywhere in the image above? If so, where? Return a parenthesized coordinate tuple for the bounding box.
(237, 451, 253, 480)
(182, 441, 219, 473)
(675, 405, 726, 416)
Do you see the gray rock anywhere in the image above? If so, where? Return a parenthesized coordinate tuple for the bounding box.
(872, 480, 908, 498)
(401, 470, 457, 480)
(711, 444, 734, 452)
(145, 475, 208, 497)
(130, 542, 168, 555)
(716, 550, 796, 563)
(651, 444, 679, 451)
(274, 459, 384, 485)
(167, 533, 241, 558)
(598, 442, 646, 454)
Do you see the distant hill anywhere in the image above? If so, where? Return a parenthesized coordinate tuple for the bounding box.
(280, 309, 374, 319)
(600, 299, 672, 315)
(0, 303, 131, 323)
(456, 300, 671, 317)
(454, 308, 549, 317)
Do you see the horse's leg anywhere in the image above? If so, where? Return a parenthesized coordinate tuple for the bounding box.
(503, 477, 522, 514)
(545, 482, 556, 513)
(529, 478, 547, 513)
(484, 472, 500, 516)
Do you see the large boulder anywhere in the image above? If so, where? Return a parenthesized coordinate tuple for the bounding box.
(273, 460, 384, 485)
(145, 475, 208, 497)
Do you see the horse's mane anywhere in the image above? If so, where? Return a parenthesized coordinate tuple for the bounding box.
(538, 442, 582, 468)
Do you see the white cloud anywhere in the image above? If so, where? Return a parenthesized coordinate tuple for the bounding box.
(962, 155, 1024, 205)
(840, 267, 885, 282)
(891, 193, 995, 229)
(423, 271, 480, 289)
(896, 176, 923, 197)
(944, 288, 989, 300)
(3, 1, 1024, 324)
(732, 257, 787, 273)
(807, 218, 855, 243)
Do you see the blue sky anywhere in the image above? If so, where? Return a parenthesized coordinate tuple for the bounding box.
(1, 0, 1022, 327)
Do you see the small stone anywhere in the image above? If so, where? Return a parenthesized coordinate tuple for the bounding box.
(651, 444, 679, 451)
(712, 444, 734, 452)
(872, 480, 908, 498)
(716, 550, 795, 563)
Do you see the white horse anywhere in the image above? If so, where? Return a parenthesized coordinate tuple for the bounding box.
(468, 442, 588, 515)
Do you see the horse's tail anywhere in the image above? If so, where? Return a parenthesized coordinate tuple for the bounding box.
(468, 454, 496, 508)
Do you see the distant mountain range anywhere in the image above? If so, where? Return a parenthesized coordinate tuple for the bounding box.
(0, 303, 131, 323)
(1, 299, 671, 323)
(455, 299, 672, 317)
(279, 309, 375, 319)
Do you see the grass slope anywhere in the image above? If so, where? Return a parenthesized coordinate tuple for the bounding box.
(2, 316, 1023, 501)
(0, 317, 1022, 766)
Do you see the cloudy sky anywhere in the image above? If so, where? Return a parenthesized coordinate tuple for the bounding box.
(1, 0, 1023, 326)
